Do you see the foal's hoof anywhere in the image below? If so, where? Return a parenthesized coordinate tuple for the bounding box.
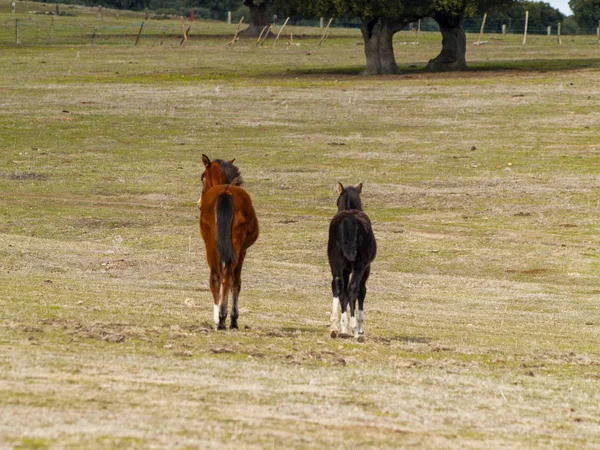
(330, 329, 338, 339)
(356, 335, 365, 343)
(217, 323, 227, 331)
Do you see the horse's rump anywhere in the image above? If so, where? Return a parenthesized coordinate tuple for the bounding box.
(329, 210, 376, 264)
(342, 216, 358, 262)
(216, 193, 235, 265)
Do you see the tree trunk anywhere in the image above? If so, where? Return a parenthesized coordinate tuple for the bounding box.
(426, 13, 467, 72)
(361, 18, 403, 75)
(238, 1, 270, 37)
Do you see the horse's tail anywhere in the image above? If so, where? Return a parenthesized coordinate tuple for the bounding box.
(342, 216, 358, 262)
(216, 193, 236, 266)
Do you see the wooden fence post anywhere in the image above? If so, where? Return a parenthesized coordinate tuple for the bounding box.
(318, 17, 333, 46)
(135, 21, 144, 46)
(273, 17, 290, 46)
(477, 13, 487, 45)
(417, 19, 421, 44)
(228, 11, 231, 24)
(49, 15, 54, 43)
(547, 25, 551, 35)
(522, 10, 529, 45)
(502, 24, 506, 35)
(256, 24, 269, 45)
(227, 16, 244, 47)
(180, 17, 188, 45)
(557, 22, 561, 45)
(16, 19, 20, 45)
(12, 2, 15, 14)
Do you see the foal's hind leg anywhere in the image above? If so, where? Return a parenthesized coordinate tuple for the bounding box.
(339, 270, 351, 337)
(330, 269, 349, 338)
(230, 250, 246, 330)
(357, 265, 370, 336)
(218, 266, 234, 330)
(209, 268, 222, 330)
(348, 265, 367, 338)
(330, 272, 343, 338)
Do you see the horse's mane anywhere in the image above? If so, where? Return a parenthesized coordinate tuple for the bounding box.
(216, 159, 243, 186)
(337, 187, 362, 212)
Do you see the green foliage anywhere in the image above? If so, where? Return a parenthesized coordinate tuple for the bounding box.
(562, 14, 581, 33)
(243, 0, 268, 6)
(569, 0, 600, 32)
(462, 1, 565, 34)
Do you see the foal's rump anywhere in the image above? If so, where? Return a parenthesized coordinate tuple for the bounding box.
(342, 216, 358, 261)
(329, 210, 376, 264)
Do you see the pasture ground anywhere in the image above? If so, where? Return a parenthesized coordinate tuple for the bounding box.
(1, 5, 600, 448)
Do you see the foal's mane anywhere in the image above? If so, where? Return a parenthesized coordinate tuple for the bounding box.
(338, 185, 362, 212)
(215, 159, 243, 186)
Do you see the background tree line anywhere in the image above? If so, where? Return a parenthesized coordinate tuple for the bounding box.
(29, 0, 600, 74)
(31, 0, 600, 35)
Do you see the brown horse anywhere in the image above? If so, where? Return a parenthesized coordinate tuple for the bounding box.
(198, 154, 259, 330)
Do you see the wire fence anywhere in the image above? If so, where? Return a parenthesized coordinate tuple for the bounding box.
(0, 16, 201, 45)
(1, 13, 599, 47)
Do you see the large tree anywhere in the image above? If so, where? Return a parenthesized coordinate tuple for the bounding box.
(276, 0, 430, 75)
(569, 0, 600, 33)
(426, 0, 513, 72)
(239, 0, 271, 36)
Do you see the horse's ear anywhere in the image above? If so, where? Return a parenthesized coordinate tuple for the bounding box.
(337, 182, 345, 195)
(356, 183, 363, 193)
(229, 158, 236, 164)
(202, 154, 211, 168)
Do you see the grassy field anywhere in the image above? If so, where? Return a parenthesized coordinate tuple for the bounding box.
(2, 3, 600, 448)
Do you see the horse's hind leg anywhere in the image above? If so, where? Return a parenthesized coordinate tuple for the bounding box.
(329, 274, 341, 338)
(348, 265, 367, 338)
(339, 270, 351, 337)
(218, 266, 234, 330)
(230, 250, 246, 330)
(357, 265, 370, 336)
(330, 268, 347, 338)
(209, 268, 222, 330)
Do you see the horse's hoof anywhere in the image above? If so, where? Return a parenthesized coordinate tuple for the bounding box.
(217, 323, 227, 330)
(339, 332, 350, 339)
(356, 335, 365, 343)
(330, 329, 338, 339)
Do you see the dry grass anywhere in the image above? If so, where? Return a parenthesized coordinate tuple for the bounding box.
(1, 11, 600, 449)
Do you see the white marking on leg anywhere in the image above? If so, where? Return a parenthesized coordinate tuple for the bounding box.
(358, 310, 365, 334)
(213, 304, 219, 326)
(330, 297, 339, 328)
(350, 316, 357, 337)
(340, 312, 348, 334)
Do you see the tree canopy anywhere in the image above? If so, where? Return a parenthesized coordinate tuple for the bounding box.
(569, 0, 600, 32)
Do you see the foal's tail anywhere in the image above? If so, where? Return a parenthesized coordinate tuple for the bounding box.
(342, 216, 358, 262)
(216, 193, 236, 265)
